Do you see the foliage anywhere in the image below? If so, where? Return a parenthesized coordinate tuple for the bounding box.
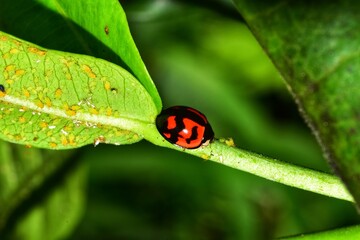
(0, 0, 360, 239)
(234, 0, 360, 207)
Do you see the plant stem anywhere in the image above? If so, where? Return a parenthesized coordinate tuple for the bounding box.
(195, 140, 354, 202)
(146, 125, 353, 202)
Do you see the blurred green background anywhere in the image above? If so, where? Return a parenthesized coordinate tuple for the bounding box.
(64, 1, 360, 239)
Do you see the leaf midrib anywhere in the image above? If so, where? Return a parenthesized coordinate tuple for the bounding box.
(1, 94, 151, 133)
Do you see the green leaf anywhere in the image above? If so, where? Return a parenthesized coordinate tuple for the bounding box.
(0, 0, 162, 112)
(233, 1, 360, 204)
(280, 224, 360, 240)
(0, 31, 157, 149)
(0, 141, 85, 239)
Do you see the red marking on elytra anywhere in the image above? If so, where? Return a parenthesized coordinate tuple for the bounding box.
(167, 116, 177, 129)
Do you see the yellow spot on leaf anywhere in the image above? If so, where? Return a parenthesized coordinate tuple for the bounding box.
(71, 105, 80, 111)
(10, 48, 19, 54)
(104, 81, 111, 90)
(89, 108, 99, 115)
(40, 122, 48, 128)
(66, 110, 76, 116)
(82, 64, 96, 78)
(61, 136, 68, 146)
(68, 134, 76, 145)
(64, 125, 72, 132)
(106, 107, 112, 116)
(15, 69, 25, 76)
(0, 36, 7, 41)
(60, 57, 75, 67)
(45, 97, 52, 107)
(63, 103, 69, 110)
(55, 88, 62, 98)
(12, 40, 21, 46)
(5, 65, 15, 71)
(23, 89, 30, 98)
(0, 91, 6, 98)
(28, 47, 47, 56)
(19, 116, 26, 123)
(50, 142, 57, 148)
(6, 79, 13, 85)
(2, 53, 10, 59)
(35, 99, 44, 108)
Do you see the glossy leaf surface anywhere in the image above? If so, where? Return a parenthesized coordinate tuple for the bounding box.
(0, 31, 157, 149)
(0, 143, 85, 239)
(233, 0, 360, 204)
(0, 0, 161, 112)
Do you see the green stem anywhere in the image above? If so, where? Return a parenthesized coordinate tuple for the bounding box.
(144, 125, 353, 202)
(206, 141, 353, 202)
(279, 224, 360, 239)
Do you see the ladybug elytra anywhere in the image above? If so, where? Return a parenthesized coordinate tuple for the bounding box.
(156, 106, 214, 149)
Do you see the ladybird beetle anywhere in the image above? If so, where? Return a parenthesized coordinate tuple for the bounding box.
(156, 106, 214, 149)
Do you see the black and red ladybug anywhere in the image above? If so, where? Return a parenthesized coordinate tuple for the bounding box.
(156, 106, 214, 149)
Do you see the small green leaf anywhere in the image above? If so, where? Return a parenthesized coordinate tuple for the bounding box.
(233, 1, 360, 204)
(0, 0, 162, 112)
(0, 31, 157, 149)
(0, 141, 85, 239)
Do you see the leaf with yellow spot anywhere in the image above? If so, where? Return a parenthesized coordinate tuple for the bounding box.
(0, 0, 162, 112)
(104, 81, 111, 90)
(15, 69, 25, 76)
(0, 31, 158, 149)
(0, 1, 165, 236)
(23, 89, 30, 98)
(9, 48, 19, 54)
(55, 88, 62, 98)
